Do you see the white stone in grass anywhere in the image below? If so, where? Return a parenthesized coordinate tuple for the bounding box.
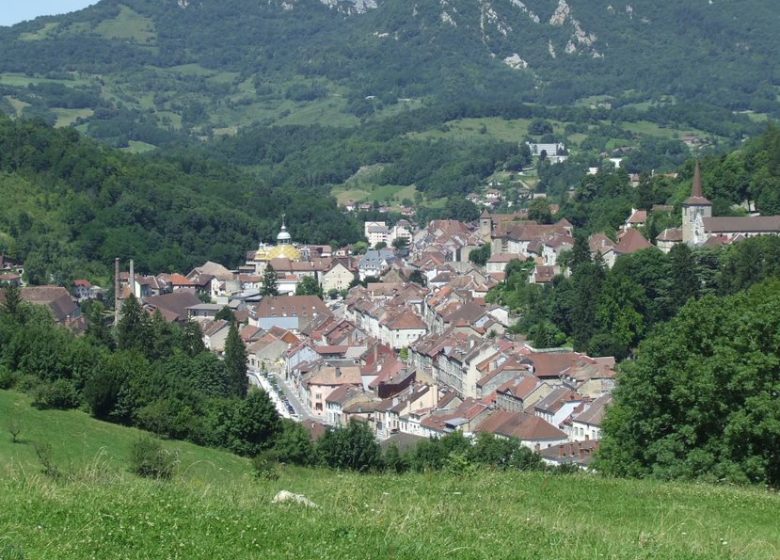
(272, 490, 318, 508)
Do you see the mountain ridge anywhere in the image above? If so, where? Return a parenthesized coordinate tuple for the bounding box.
(1, 0, 778, 141)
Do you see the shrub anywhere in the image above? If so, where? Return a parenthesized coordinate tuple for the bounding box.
(252, 452, 280, 481)
(0, 365, 17, 389)
(8, 418, 21, 443)
(316, 421, 383, 472)
(31, 379, 80, 410)
(33, 442, 62, 479)
(129, 436, 177, 480)
(15, 374, 42, 394)
(272, 419, 315, 466)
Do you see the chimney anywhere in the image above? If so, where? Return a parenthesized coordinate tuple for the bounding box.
(129, 259, 135, 299)
(114, 258, 120, 326)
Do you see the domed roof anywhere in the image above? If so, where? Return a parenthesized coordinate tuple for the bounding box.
(268, 244, 301, 261)
(277, 224, 292, 243)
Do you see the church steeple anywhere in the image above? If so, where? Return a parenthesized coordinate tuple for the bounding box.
(682, 161, 713, 245)
(684, 161, 711, 207)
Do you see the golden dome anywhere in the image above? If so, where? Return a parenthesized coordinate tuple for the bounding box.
(265, 244, 301, 261)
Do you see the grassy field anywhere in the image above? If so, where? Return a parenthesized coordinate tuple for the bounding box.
(409, 117, 533, 143)
(95, 5, 156, 44)
(0, 391, 250, 484)
(53, 108, 94, 128)
(1, 389, 780, 559)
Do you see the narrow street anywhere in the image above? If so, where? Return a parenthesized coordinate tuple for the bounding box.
(248, 368, 316, 422)
(269, 371, 317, 422)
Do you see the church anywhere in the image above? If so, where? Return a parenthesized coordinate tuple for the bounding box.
(659, 162, 780, 250)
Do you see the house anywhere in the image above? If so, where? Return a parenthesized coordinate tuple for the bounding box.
(476, 410, 569, 450)
(656, 228, 683, 253)
(570, 394, 612, 442)
(486, 253, 518, 274)
(142, 290, 202, 323)
(247, 335, 293, 373)
(533, 387, 586, 428)
(380, 309, 428, 350)
(599, 229, 653, 268)
(1, 286, 82, 330)
(320, 262, 355, 294)
(251, 295, 332, 332)
(540, 440, 600, 468)
(527, 142, 568, 164)
(325, 385, 372, 427)
(622, 208, 647, 231)
(72, 279, 102, 301)
(303, 362, 363, 417)
(495, 376, 553, 412)
(187, 303, 224, 322)
(202, 320, 231, 353)
(358, 249, 395, 281)
(365, 221, 390, 248)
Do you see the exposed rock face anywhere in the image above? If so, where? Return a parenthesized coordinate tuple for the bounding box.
(503, 53, 529, 70)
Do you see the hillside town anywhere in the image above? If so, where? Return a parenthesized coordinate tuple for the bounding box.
(3, 165, 780, 469)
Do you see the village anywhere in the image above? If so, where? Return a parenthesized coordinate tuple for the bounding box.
(3, 164, 780, 469)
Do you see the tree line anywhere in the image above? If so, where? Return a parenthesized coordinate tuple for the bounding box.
(0, 291, 279, 458)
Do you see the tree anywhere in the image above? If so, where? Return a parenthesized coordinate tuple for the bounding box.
(375, 241, 387, 250)
(224, 322, 248, 398)
(0, 283, 23, 322)
(668, 244, 700, 310)
(598, 281, 780, 486)
(528, 198, 553, 224)
(383, 443, 410, 473)
(391, 237, 408, 250)
(468, 244, 491, 267)
(570, 232, 592, 274)
(84, 300, 114, 349)
(408, 269, 427, 287)
(261, 264, 278, 296)
(295, 275, 323, 297)
(179, 320, 206, 356)
(317, 421, 383, 472)
(272, 419, 315, 466)
(571, 260, 606, 351)
(116, 294, 148, 353)
(83, 350, 139, 420)
(228, 389, 282, 456)
(444, 197, 479, 222)
(214, 305, 235, 323)
(352, 241, 369, 255)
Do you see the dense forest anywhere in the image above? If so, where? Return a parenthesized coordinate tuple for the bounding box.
(0, 115, 363, 282)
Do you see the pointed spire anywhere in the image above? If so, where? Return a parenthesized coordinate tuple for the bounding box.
(692, 161, 703, 198)
(684, 160, 711, 206)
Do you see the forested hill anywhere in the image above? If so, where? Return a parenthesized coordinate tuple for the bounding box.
(0, 115, 362, 283)
(0, 0, 778, 141)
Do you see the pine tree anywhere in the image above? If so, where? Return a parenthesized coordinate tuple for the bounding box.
(179, 320, 206, 356)
(224, 321, 248, 397)
(668, 243, 700, 310)
(262, 264, 278, 296)
(0, 283, 24, 322)
(570, 232, 592, 275)
(116, 294, 148, 353)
